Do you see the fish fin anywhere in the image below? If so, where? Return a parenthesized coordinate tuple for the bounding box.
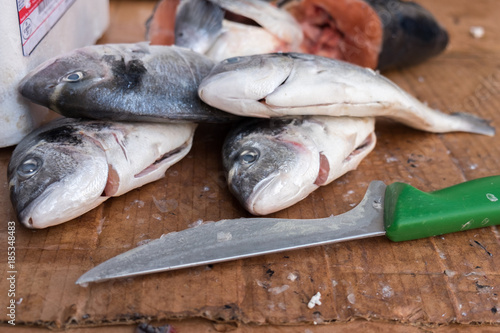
(177, 0, 224, 33)
(451, 112, 495, 136)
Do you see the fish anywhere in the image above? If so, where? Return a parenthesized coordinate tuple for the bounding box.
(222, 116, 376, 215)
(281, 0, 449, 70)
(147, 0, 303, 61)
(198, 53, 495, 136)
(18, 43, 238, 124)
(8, 117, 196, 229)
(174, 0, 225, 54)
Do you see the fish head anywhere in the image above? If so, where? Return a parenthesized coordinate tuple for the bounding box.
(223, 117, 376, 215)
(18, 44, 148, 116)
(199, 53, 294, 117)
(18, 47, 111, 111)
(8, 120, 109, 228)
(223, 118, 323, 215)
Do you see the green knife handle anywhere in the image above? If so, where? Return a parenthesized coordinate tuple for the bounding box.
(384, 176, 500, 242)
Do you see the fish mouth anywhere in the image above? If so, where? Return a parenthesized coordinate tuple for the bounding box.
(243, 170, 282, 215)
(18, 75, 51, 108)
(244, 168, 319, 216)
(17, 169, 109, 229)
(18, 58, 60, 108)
(19, 190, 108, 229)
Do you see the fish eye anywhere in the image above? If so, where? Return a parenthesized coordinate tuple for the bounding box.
(239, 149, 259, 165)
(62, 71, 84, 82)
(224, 57, 242, 64)
(17, 157, 42, 178)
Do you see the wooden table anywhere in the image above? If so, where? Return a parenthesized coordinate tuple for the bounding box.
(2, 0, 500, 331)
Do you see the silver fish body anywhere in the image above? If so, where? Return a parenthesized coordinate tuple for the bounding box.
(175, 0, 225, 54)
(8, 117, 196, 229)
(223, 116, 376, 215)
(18, 43, 237, 123)
(199, 53, 495, 136)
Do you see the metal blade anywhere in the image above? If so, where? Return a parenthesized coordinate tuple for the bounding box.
(76, 181, 387, 285)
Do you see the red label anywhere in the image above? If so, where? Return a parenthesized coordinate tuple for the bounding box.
(17, 0, 77, 56)
(18, 0, 44, 24)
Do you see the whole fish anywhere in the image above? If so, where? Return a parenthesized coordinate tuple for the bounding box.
(8, 118, 196, 229)
(283, 0, 449, 69)
(18, 43, 238, 123)
(223, 116, 376, 215)
(174, 0, 225, 54)
(199, 53, 495, 136)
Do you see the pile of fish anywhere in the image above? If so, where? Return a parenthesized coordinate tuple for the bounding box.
(8, 0, 495, 228)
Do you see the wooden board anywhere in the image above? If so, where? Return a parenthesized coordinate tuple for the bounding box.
(1, 0, 500, 331)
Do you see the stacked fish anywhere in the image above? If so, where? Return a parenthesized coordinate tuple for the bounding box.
(8, 0, 495, 229)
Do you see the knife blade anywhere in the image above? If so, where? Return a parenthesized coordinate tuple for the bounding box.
(76, 176, 500, 285)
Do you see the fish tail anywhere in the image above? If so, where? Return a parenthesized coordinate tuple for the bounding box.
(450, 112, 495, 136)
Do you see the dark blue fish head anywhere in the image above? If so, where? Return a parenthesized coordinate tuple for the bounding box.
(8, 118, 108, 228)
(18, 44, 149, 118)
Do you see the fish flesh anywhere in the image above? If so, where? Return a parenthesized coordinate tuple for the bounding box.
(174, 0, 225, 54)
(284, 0, 449, 70)
(18, 43, 238, 124)
(284, 0, 382, 69)
(8, 117, 196, 229)
(147, 0, 303, 61)
(223, 116, 376, 215)
(199, 53, 495, 136)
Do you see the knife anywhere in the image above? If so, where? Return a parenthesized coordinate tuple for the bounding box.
(76, 176, 500, 285)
